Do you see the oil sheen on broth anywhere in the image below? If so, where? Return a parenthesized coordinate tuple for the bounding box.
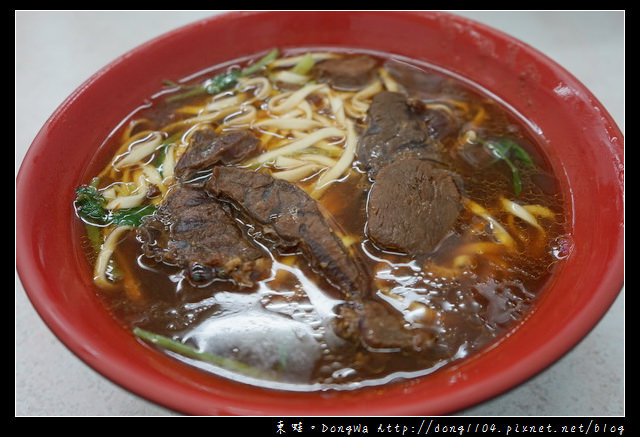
(74, 48, 569, 390)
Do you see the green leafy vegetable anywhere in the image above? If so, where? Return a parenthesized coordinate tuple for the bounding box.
(74, 179, 156, 227)
(74, 181, 108, 223)
(202, 70, 241, 95)
(165, 48, 279, 102)
(133, 327, 275, 379)
(109, 205, 156, 227)
(83, 219, 104, 254)
(480, 137, 534, 196)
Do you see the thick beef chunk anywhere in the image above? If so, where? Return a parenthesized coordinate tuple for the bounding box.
(206, 166, 366, 298)
(357, 91, 439, 174)
(367, 159, 462, 256)
(313, 55, 378, 91)
(384, 59, 449, 97)
(333, 300, 435, 352)
(385, 60, 469, 143)
(137, 185, 271, 287)
(409, 99, 460, 143)
(174, 129, 259, 181)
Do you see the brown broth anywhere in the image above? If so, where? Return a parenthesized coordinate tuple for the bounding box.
(76, 49, 570, 390)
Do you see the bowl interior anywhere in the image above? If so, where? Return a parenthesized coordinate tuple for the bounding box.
(16, 11, 624, 416)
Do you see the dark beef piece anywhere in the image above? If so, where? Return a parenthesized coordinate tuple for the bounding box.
(333, 300, 435, 351)
(137, 185, 271, 287)
(384, 59, 448, 97)
(313, 55, 378, 91)
(206, 166, 366, 298)
(385, 60, 470, 143)
(357, 91, 440, 174)
(174, 129, 259, 181)
(408, 98, 460, 143)
(367, 159, 462, 255)
(143, 97, 189, 128)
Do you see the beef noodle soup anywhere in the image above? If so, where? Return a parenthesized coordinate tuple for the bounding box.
(73, 48, 570, 390)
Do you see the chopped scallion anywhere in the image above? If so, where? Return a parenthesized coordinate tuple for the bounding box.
(241, 48, 280, 76)
(291, 52, 315, 75)
(165, 48, 279, 102)
(479, 136, 534, 196)
(133, 327, 275, 379)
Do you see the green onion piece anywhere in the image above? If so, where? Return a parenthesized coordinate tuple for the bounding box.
(480, 136, 534, 196)
(165, 48, 279, 102)
(483, 137, 533, 166)
(504, 158, 523, 196)
(162, 79, 182, 88)
(133, 327, 274, 379)
(153, 132, 183, 170)
(291, 52, 315, 75)
(165, 86, 208, 102)
(489, 137, 533, 166)
(241, 48, 280, 76)
(83, 222, 103, 254)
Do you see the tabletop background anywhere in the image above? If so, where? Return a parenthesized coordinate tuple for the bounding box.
(15, 10, 624, 417)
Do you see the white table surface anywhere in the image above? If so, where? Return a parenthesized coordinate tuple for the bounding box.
(15, 10, 624, 417)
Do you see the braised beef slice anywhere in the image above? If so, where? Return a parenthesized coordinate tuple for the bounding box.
(367, 159, 462, 256)
(174, 129, 259, 181)
(385, 60, 468, 143)
(333, 300, 435, 352)
(409, 99, 460, 143)
(357, 91, 440, 174)
(383, 59, 449, 97)
(137, 185, 271, 287)
(313, 55, 378, 91)
(206, 166, 366, 298)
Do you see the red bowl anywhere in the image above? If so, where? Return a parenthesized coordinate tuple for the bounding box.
(16, 11, 624, 416)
